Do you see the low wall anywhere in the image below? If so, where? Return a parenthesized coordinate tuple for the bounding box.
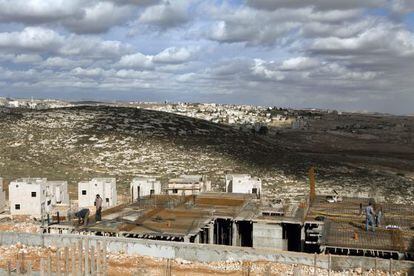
(0, 231, 413, 273)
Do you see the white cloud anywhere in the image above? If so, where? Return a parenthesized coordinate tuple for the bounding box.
(60, 36, 132, 58)
(14, 54, 43, 63)
(0, 27, 63, 52)
(63, 2, 133, 34)
(310, 23, 414, 57)
(0, 0, 161, 34)
(138, 0, 189, 28)
(0, 0, 83, 24)
(206, 5, 361, 46)
(390, 0, 414, 15)
(117, 52, 154, 69)
(153, 46, 198, 64)
(246, 0, 386, 11)
(0, 27, 133, 64)
(41, 57, 87, 69)
(280, 57, 320, 71)
(71, 67, 111, 78)
(251, 59, 285, 81)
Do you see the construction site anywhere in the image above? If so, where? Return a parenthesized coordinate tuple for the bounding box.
(40, 169, 414, 265)
(1, 170, 414, 274)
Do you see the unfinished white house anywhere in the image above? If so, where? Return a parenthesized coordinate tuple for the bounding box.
(0, 177, 6, 212)
(78, 178, 117, 208)
(9, 178, 69, 218)
(225, 174, 262, 197)
(130, 176, 162, 201)
(166, 175, 211, 195)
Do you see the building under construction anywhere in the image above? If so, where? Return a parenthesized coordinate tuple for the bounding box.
(44, 170, 414, 261)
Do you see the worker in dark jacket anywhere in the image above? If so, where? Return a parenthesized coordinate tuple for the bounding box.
(365, 202, 376, 232)
(75, 208, 90, 226)
(94, 194, 103, 221)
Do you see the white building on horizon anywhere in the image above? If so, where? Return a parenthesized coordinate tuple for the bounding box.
(9, 178, 69, 218)
(78, 178, 117, 208)
(130, 176, 162, 201)
(166, 175, 211, 195)
(225, 174, 262, 197)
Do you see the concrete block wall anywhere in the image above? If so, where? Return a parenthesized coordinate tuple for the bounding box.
(253, 222, 287, 250)
(0, 231, 413, 273)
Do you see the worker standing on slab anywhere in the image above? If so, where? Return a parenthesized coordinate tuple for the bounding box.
(75, 208, 90, 226)
(376, 206, 383, 227)
(365, 202, 376, 232)
(95, 194, 103, 221)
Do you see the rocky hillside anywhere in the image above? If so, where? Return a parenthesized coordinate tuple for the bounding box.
(0, 106, 413, 203)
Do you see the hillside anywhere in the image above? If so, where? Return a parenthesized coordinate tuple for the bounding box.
(0, 106, 413, 203)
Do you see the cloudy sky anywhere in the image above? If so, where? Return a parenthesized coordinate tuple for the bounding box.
(0, 0, 413, 114)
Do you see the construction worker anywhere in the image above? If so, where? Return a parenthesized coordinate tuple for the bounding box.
(365, 202, 376, 232)
(376, 206, 383, 227)
(94, 194, 103, 221)
(75, 208, 90, 226)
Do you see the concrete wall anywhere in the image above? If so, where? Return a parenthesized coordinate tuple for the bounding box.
(0, 231, 413, 273)
(47, 181, 69, 205)
(78, 178, 117, 208)
(225, 174, 261, 195)
(9, 179, 70, 217)
(253, 222, 287, 250)
(9, 181, 45, 217)
(130, 178, 161, 201)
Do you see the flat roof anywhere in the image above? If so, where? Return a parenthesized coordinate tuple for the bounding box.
(307, 195, 414, 253)
(83, 193, 261, 237)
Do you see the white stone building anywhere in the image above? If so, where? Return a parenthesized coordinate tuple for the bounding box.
(0, 177, 6, 212)
(78, 178, 117, 208)
(166, 175, 211, 195)
(9, 178, 69, 218)
(130, 176, 162, 201)
(225, 174, 262, 196)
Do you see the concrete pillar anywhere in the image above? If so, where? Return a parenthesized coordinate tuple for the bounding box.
(102, 241, 108, 275)
(194, 234, 200, 244)
(208, 224, 214, 244)
(40, 258, 45, 276)
(90, 246, 95, 276)
(84, 238, 89, 275)
(16, 260, 20, 275)
(47, 254, 52, 276)
(7, 260, 11, 276)
(27, 261, 32, 275)
(77, 241, 82, 276)
(96, 242, 101, 275)
(300, 226, 305, 252)
(71, 244, 76, 276)
(64, 247, 69, 276)
(183, 236, 190, 243)
(232, 221, 238, 246)
(56, 250, 61, 276)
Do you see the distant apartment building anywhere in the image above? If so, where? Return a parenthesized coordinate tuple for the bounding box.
(166, 175, 211, 195)
(9, 178, 69, 218)
(7, 100, 20, 108)
(130, 176, 162, 201)
(225, 174, 262, 197)
(0, 177, 6, 211)
(78, 178, 117, 208)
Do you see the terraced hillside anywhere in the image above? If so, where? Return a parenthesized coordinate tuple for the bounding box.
(0, 106, 413, 203)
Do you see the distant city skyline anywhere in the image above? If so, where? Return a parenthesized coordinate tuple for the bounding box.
(0, 0, 413, 114)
